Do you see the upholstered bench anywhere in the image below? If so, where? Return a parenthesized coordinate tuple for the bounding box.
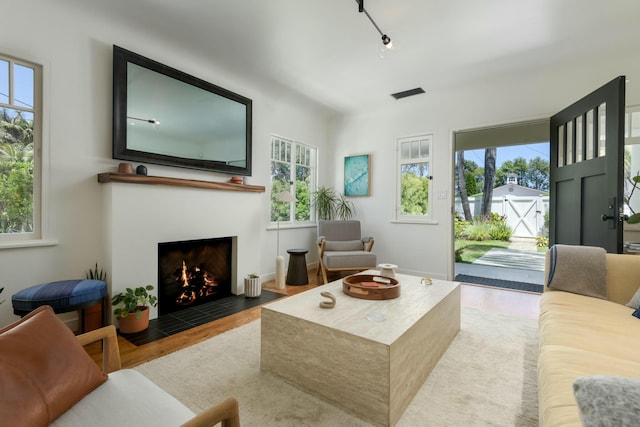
(12, 279, 108, 333)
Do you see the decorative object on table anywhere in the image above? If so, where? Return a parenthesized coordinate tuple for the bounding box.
(111, 285, 158, 334)
(344, 154, 371, 197)
(275, 191, 297, 289)
(319, 291, 336, 309)
(136, 164, 147, 175)
(117, 162, 134, 174)
(229, 176, 244, 184)
(342, 274, 400, 300)
(377, 263, 397, 278)
(244, 273, 262, 298)
(421, 277, 433, 285)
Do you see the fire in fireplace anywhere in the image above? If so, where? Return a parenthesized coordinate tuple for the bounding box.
(158, 237, 233, 316)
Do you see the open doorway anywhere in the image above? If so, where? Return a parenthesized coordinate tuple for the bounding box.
(453, 120, 550, 293)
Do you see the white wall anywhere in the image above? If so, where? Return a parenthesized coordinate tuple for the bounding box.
(0, 1, 332, 327)
(330, 55, 640, 280)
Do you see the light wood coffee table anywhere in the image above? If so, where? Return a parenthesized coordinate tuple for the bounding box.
(261, 271, 460, 426)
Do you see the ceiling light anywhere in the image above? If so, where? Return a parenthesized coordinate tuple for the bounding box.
(355, 0, 393, 52)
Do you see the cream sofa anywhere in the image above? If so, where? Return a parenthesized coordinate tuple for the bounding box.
(538, 252, 640, 426)
(0, 305, 239, 427)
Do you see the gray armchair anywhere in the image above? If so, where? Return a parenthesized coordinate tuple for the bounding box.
(316, 220, 376, 284)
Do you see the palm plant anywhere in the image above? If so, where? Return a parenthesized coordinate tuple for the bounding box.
(312, 186, 338, 220)
(312, 186, 355, 220)
(335, 193, 355, 220)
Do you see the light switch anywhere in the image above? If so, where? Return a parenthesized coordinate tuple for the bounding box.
(438, 190, 447, 200)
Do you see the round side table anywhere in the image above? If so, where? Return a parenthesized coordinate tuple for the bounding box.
(287, 249, 309, 286)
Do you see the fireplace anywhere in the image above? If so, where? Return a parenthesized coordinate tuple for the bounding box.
(158, 237, 233, 316)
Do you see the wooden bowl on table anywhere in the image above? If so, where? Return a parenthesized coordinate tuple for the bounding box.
(342, 274, 400, 300)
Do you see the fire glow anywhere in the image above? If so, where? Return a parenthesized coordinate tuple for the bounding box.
(175, 260, 219, 306)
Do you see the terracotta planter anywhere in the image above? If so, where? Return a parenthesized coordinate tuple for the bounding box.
(117, 306, 150, 333)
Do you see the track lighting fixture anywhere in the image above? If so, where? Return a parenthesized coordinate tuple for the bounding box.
(355, 0, 393, 51)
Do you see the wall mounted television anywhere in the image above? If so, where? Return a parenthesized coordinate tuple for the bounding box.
(112, 45, 253, 176)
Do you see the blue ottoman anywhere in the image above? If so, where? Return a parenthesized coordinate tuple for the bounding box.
(12, 279, 108, 333)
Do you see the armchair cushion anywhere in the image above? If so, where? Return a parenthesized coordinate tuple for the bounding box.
(50, 370, 195, 427)
(0, 305, 107, 427)
(323, 251, 377, 269)
(317, 220, 363, 241)
(323, 240, 364, 251)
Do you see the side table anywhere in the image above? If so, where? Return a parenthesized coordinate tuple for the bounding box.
(286, 249, 309, 286)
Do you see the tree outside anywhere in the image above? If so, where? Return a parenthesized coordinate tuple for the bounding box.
(400, 163, 429, 215)
(0, 108, 34, 233)
(454, 144, 550, 262)
(456, 148, 550, 222)
(270, 158, 311, 223)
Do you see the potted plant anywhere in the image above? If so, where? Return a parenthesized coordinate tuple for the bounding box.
(111, 285, 157, 333)
(244, 273, 262, 298)
(312, 186, 355, 220)
(86, 262, 107, 282)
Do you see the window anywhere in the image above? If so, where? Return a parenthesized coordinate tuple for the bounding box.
(270, 136, 316, 224)
(0, 54, 42, 242)
(396, 134, 433, 222)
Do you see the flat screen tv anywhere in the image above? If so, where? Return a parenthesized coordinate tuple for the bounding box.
(112, 45, 252, 176)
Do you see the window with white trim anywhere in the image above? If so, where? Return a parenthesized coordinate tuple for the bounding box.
(0, 54, 42, 242)
(270, 136, 317, 224)
(396, 134, 433, 222)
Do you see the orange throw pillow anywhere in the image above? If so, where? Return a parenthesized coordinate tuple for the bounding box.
(0, 305, 107, 426)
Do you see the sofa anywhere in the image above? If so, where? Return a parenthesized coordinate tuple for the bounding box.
(0, 305, 240, 427)
(538, 247, 640, 426)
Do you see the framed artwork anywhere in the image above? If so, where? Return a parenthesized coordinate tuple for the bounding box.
(344, 154, 371, 197)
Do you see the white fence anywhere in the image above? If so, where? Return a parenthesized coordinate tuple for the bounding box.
(454, 195, 549, 238)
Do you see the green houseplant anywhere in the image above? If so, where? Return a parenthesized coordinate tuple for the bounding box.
(86, 262, 107, 282)
(312, 186, 355, 220)
(111, 285, 157, 333)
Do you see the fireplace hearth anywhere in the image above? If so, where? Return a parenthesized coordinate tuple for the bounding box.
(158, 237, 233, 316)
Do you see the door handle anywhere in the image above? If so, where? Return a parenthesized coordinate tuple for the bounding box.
(601, 214, 615, 221)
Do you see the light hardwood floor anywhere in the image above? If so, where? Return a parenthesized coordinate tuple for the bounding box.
(87, 269, 540, 369)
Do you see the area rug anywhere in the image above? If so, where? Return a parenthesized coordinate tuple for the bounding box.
(135, 307, 539, 426)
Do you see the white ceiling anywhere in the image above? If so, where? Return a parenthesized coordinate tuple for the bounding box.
(68, 0, 640, 115)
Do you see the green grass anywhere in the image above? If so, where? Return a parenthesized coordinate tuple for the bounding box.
(455, 239, 511, 264)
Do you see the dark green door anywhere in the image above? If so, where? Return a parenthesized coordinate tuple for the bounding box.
(549, 76, 625, 253)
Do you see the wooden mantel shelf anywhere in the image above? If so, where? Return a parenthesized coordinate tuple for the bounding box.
(97, 172, 265, 193)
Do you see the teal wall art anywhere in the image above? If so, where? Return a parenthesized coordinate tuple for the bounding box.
(344, 154, 371, 197)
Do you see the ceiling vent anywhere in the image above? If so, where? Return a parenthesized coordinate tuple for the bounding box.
(391, 87, 425, 100)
